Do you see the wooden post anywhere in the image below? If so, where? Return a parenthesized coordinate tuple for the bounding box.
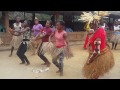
(32, 12, 35, 21)
(32, 12, 35, 26)
(55, 12, 59, 23)
(3, 11, 9, 33)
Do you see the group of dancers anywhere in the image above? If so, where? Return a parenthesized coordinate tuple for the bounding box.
(8, 16, 73, 76)
(0, 11, 116, 79)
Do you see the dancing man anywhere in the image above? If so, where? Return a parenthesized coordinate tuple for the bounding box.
(80, 12, 114, 79)
(49, 21, 73, 76)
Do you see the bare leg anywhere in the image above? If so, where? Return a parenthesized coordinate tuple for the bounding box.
(114, 43, 118, 50)
(111, 43, 114, 50)
(9, 46, 14, 57)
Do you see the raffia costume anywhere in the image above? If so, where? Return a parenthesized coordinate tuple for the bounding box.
(80, 11, 114, 79)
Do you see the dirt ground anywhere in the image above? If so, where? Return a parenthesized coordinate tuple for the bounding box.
(0, 42, 120, 79)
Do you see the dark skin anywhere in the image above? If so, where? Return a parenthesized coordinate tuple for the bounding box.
(9, 17, 21, 57)
(49, 22, 69, 47)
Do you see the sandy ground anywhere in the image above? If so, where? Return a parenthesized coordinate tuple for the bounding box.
(0, 43, 120, 79)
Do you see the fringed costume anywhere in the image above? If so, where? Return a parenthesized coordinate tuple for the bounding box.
(83, 28, 114, 79)
(80, 11, 114, 79)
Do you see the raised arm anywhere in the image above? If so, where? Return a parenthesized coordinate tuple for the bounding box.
(18, 27, 30, 33)
(49, 32, 55, 42)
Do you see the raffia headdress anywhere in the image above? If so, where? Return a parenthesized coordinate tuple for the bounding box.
(80, 11, 110, 31)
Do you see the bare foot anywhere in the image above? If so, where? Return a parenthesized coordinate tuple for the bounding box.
(56, 70, 60, 73)
(31, 53, 35, 55)
(26, 63, 30, 66)
(46, 63, 51, 67)
(20, 62, 25, 64)
(60, 72, 63, 76)
(41, 63, 47, 65)
(9, 54, 12, 57)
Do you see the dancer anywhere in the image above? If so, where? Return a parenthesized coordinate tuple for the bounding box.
(33, 20, 52, 67)
(9, 16, 22, 57)
(31, 17, 43, 55)
(10, 20, 31, 65)
(49, 21, 73, 76)
(80, 12, 114, 79)
(110, 21, 120, 50)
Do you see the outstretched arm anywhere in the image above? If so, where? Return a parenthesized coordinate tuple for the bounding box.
(49, 32, 55, 42)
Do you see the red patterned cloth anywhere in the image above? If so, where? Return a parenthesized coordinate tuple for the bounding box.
(89, 28, 106, 51)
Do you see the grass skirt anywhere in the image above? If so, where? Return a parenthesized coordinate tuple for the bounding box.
(28, 39, 41, 51)
(50, 44, 73, 59)
(10, 36, 22, 48)
(110, 34, 120, 44)
(37, 42, 54, 55)
(83, 47, 114, 79)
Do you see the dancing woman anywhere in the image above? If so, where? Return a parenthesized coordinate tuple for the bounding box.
(110, 21, 120, 50)
(11, 20, 31, 65)
(49, 21, 73, 76)
(9, 16, 22, 57)
(80, 12, 114, 79)
(31, 17, 43, 55)
(33, 20, 52, 67)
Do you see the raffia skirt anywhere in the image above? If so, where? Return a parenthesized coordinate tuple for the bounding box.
(10, 35, 22, 48)
(110, 33, 120, 44)
(50, 44, 73, 59)
(37, 42, 54, 55)
(83, 47, 114, 79)
(28, 39, 42, 52)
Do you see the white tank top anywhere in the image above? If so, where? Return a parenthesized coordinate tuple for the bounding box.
(114, 25, 120, 31)
(13, 22, 22, 34)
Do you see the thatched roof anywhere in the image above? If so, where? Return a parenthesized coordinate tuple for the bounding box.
(24, 11, 93, 15)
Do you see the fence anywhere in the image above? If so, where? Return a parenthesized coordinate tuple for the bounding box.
(0, 31, 113, 47)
